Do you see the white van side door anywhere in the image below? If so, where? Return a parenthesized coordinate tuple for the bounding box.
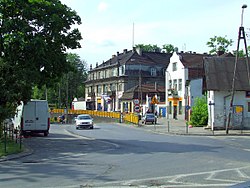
(23, 101, 36, 130)
(35, 101, 49, 130)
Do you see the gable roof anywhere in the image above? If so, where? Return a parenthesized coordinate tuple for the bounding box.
(204, 57, 250, 91)
(89, 49, 171, 72)
(120, 84, 165, 100)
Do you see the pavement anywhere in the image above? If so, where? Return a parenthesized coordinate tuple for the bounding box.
(126, 117, 250, 136)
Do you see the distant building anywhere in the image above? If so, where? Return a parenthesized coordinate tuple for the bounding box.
(85, 48, 171, 112)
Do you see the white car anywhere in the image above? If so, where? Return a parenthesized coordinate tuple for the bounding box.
(75, 114, 94, 129)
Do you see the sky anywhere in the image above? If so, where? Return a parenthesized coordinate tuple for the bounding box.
(60, 0, 250, 68)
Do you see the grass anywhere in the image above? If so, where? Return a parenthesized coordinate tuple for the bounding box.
(0, 138, 23, 157)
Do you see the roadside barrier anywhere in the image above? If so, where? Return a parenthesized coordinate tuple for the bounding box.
(51, 109, 139, 125)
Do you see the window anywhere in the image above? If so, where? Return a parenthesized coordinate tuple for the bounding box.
(118, 83, 123, 91)
(104, 70, 107, 78)
(169, 80, 172, 89)
(98, 72, 101, 79)
(151, 68, 157, 76)
(173, 79, 177, 90)
(119, 65, 125, 76)
(248, 102, 250, 112)
(178, 79, 182, 91)
(112, 68, 117, 77)
(179, 101, 182, 114)
(172, 62, 177, 71)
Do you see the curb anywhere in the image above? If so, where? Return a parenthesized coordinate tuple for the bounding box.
(0, 143, 33, 162)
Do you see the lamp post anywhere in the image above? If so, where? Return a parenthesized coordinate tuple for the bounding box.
(226, 4, 248, 134)
(165, 70, 172, 132)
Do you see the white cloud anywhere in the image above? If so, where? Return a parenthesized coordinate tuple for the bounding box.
(98, 2, 108, 12)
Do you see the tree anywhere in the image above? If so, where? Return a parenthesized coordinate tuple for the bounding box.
(135, 44, 161, 52)
(190, 97, 208, 126)
(162, 44, 175, 53)
(233, 46, 250, 57)
(32, 53, 88, 108)
(0, 0, 82, 122)
(206, 36, 233, 55)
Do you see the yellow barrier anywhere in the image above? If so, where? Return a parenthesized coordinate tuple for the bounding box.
(51, 109, 139, 125)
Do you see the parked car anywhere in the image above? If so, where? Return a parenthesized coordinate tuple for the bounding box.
(142, 113, 157, 124)
(75, 114, 94, 129)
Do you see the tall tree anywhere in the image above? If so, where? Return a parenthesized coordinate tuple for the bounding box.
(135, 44, 161, 52)
(32, 53, 88, 109)
(0, 0, 82, 121)
(162, 44, 175, 53)
(206, 35, 233, 55)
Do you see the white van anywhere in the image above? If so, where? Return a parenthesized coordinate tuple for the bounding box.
(14, 100, 50, 136)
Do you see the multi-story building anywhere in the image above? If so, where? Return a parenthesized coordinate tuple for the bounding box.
(166, 51, 209, 120)
(85, 48, 171, 112)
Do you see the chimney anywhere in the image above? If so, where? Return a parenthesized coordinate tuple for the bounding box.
(90, 64, 92, 70)
(180, 51, 184, 53)
(123, 49, 127, 54)
(112, 54, 116, 58)
(217, 50, 224, 56)
(117, 51, 119, 56)
(136, 47, 142, 56)
(96, 62, 98, 67)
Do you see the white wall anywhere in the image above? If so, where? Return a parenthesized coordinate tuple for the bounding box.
(208, 90, 250, 130)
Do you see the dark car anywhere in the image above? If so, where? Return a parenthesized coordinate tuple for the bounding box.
(142, 113, 157, 124)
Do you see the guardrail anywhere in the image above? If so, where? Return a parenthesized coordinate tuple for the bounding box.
(51, 109, 139, 125)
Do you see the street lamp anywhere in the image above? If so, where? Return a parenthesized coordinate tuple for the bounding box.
(226, 4, 248, 134)
(165, 70, 172, 132)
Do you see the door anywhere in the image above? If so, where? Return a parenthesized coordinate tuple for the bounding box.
(23, 101, 36, 131)
(35, 101, 49, 131)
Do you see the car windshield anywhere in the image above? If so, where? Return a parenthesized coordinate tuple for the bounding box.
(146, 114, 155, 118)
(78, 115, 91, 120)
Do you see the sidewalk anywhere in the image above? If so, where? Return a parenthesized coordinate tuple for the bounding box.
(130, 117, 250, 136)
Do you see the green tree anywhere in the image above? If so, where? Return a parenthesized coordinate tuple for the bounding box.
(190, 97, 208, 126)
(135, 44, 161, 52)
(233, 46, 250, 57)
(0, 0, 82, 122)
(206, 36, 233, 55)
(162, 44, 175, 53)
(32, 53, 88, 109)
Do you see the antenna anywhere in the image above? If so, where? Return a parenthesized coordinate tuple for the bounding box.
(132, 22, 134, 48)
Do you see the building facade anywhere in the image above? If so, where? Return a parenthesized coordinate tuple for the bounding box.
(166, 51, 208, 120)
(204, 56, 250, 130)
(85, 48, 171, 112)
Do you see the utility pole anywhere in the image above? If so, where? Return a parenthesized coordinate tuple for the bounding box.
(226, 4, 249, 134)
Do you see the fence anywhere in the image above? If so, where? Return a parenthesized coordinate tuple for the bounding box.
(0, 120, 22, 155)
(51, 109, 139, 125)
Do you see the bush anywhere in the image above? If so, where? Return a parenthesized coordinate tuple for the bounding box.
(190, 97, 208, 126)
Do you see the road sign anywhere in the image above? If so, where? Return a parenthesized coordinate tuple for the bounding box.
(151, 96, 158, 104)
(134, 104, 140, 112)
(134, 99, 139, 105)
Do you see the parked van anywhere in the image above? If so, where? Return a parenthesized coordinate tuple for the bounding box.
(14, 100, 50, 136)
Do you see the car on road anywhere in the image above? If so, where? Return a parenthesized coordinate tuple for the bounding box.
(142, 113, 157, 124)
(75, 114, 94, 129)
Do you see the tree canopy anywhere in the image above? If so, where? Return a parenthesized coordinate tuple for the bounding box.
(135, 43, 176, 53)
(0, 0, 82, 121)
(206, 35, 233, 55)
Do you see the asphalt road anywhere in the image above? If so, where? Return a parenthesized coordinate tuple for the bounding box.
(1, 120, 250, 188)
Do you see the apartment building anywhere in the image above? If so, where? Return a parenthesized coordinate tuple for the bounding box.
(85, 48, 171, 112)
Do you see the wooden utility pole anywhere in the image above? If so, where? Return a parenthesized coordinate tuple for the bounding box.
(226, 4, 249, 134)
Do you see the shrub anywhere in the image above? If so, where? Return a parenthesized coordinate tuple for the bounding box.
(190, 97, 208, 126)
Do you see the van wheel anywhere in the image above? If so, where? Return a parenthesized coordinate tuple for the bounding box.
(44, 131, 49, 137)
